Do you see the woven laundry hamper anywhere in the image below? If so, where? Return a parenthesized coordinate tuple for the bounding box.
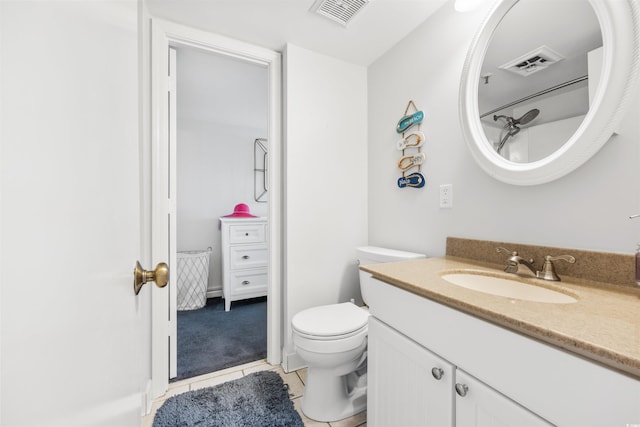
(176, 248, 212, 310)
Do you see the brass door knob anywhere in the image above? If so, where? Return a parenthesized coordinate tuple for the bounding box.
(134, 261, 169, 295)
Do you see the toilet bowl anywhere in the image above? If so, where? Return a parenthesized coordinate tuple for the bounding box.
(292, 302, 369, 422)
(291, 246, 426, 422)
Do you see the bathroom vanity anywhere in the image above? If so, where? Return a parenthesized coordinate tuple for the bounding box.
(361, 256, 640, 427)
(219, 217, 267, 311)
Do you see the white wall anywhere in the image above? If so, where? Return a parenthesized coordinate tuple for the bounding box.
(368, 1, 640, 258)
(283, 44, 368, 370)
(176, 48, 268, 294)
(527, 116, 585, 162)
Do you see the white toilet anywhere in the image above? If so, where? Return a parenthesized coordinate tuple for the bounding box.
(291, 246, 426, 422)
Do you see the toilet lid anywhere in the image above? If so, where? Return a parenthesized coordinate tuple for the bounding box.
(291, 302, 369, 338)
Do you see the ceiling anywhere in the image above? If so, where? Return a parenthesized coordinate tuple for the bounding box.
(145, 0, 449, 66)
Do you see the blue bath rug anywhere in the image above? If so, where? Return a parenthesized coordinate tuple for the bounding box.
(153, 370, 304, 427)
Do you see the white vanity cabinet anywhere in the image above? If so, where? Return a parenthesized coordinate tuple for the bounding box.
(219, 217, 267, 311)
(366, 276, 640, 427)
(369, 317, 550, 427)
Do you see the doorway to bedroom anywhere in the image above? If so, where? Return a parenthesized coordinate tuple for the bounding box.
(172, 45, 270, 381)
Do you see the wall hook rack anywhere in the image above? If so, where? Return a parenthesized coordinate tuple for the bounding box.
(396, 100, 426, 189)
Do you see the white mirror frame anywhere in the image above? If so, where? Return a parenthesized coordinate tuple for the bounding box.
(460, 0, 640, 185)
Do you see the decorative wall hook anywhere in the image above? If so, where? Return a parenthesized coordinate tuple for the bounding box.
(395, 100, 426, 189)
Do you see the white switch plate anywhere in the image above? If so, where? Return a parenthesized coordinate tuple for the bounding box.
(440, 184, 453, 208)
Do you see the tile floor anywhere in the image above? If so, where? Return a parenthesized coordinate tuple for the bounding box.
(141, 359, 367, 427)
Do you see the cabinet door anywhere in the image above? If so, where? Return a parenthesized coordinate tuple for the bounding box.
(455, 370, 552, 427)
(368, 317, 454, 427)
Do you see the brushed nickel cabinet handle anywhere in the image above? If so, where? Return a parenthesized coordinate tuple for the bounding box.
(455, 383, 469, 397)
(431, 367, 444, 380)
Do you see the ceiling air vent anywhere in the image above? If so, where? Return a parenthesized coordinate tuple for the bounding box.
(310, 0, 370, 27)
(499, 45, 565, 77)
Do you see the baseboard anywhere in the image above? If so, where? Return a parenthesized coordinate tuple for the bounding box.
(282, 350, 307, 373)
(141, 379, 152, 416)
(206, 289, 223, 298)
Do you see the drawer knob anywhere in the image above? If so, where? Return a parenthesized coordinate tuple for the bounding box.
(242, 255, 250, 260)
(431, 367, 444, 380)
(242, 280, 250, 285)
(455, 383, 469, 397)
(245, 232, 249, 236)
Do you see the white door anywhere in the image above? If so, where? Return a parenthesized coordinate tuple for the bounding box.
(368, 317, 455, 427)
(455, 370, 553, 427)
(1, 1, 149, 426)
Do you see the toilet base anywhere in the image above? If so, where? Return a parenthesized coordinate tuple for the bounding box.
(301, 366, 367, 422)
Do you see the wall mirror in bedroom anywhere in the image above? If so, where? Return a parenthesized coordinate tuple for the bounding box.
(459, 0, 640, 185)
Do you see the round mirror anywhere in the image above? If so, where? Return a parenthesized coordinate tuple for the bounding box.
(460, 0, 640, 185)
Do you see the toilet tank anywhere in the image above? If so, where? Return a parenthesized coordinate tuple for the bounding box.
(357, 246, 426, 266)
(357, 246, 426, 304)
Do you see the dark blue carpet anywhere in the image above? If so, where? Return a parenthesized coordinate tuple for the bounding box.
(175, 296, 267, 381)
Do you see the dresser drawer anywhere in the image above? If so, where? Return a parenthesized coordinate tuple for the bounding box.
(229, 269, 267, 296)
(228, 224, 265, 244)
(230, 245, 267, 270)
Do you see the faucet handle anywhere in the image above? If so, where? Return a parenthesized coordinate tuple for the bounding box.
(496, 247, 533, 263)
(545, 254, 576, 264)
(496, 247, 517, 256)
(537, 254, 576, 281)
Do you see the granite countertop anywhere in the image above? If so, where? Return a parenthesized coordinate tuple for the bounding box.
(361, 256, 640, 379)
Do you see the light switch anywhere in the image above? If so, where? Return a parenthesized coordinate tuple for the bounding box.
(440, 184, 453, 208)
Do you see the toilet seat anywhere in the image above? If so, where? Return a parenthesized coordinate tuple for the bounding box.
(292, 302, 369, 339)
(292, 303, 370, 354)
(293, 326, 367, 354)
(293, 324, 367, 341)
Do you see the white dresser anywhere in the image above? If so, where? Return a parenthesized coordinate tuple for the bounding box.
(219, 217, 267, 311)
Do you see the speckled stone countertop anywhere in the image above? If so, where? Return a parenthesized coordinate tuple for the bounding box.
(361, 256, 640, 380)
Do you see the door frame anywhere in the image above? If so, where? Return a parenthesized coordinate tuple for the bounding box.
(149, 17, 283, 398)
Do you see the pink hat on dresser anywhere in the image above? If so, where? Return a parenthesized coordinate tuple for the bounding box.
(223, 203, 257, 218)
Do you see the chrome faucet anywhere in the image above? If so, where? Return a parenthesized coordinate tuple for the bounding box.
(496, 247, 575, 281)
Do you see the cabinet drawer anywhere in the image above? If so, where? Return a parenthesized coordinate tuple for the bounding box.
(228, 224, 265, 244)
(230, 245, 267, 270)
(230, 269, 267, 296)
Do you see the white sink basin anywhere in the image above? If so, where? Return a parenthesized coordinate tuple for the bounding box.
(441, 271, 577, 304)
